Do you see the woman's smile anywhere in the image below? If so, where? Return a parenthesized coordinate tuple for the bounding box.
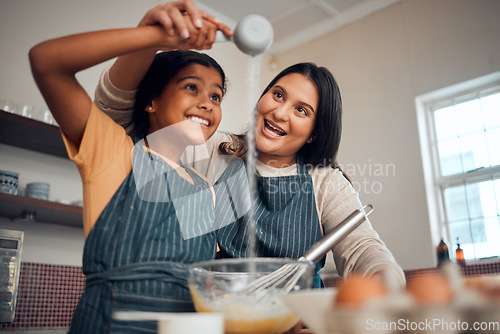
(263, 119, 287, 137)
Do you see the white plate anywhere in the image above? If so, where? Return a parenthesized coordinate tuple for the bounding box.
(113, 311, 224, 334)
(282, 288, 336, 334)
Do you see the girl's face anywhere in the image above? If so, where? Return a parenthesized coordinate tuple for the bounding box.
(255, 73, 318, 167)
(148, 64, 223, 144)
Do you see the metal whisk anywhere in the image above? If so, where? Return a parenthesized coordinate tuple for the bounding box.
(240, 205, 374, 300)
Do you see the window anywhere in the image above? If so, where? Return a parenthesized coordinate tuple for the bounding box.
(416, 72, 500, 262)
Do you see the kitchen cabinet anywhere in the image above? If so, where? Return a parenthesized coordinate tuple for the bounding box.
(0, 110, 82, 228)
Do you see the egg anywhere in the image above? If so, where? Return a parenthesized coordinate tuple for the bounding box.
(334, 273, 387, 308)
(464, 276, 500, 301)
(406, 273, 453, 306)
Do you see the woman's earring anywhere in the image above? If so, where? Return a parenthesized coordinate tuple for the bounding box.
(146, 106, 153, 112)
(307, 137, 314, 143)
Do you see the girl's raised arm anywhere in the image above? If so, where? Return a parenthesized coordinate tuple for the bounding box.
(29, 26, 181, 146)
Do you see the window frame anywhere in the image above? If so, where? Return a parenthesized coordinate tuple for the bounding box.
(415, 72, 500, 264)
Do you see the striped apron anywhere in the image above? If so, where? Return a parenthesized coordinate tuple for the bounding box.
(217, 156, 326, 288)
(69, 143, 216, 334)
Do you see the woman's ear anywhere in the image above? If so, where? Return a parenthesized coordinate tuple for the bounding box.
(307, 134, 316, 144)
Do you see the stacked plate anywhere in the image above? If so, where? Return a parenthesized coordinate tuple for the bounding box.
(26, 182, 50, 200)
(0, 170, 19, 195)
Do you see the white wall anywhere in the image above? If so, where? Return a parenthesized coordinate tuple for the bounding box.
(2, 0, 499, 270)
(0, 217, 85, 266)
(267, 0, 500, 270)
(0, 144, 85, 265)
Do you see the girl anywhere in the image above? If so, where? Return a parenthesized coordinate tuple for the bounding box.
(29, 12, 229, 334)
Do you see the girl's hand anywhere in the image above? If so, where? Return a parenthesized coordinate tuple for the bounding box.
(107, 0, 234, 92)
(139, 0, 233, 51)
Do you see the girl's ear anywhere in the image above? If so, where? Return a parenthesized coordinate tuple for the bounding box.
(146, 100, 156, 114)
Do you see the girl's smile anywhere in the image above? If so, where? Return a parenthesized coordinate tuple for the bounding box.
(186, 115, 210, 127)
(149, 63, 223, 143)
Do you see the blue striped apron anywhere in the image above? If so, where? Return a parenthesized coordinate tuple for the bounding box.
(69, 143, 216, 334)
(216, 156, 326, 288)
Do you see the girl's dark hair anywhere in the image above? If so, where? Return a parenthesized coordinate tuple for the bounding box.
(130, 50, 227, 139)
(220, 62, 342, 168)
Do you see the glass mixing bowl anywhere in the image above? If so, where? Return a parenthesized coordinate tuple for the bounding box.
(188, 258, 314, 334)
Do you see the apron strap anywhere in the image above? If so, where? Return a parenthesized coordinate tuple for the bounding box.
(86, 261, 189, 288)
(296, 154, 307, 174)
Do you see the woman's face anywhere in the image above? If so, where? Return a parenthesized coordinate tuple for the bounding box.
(148, 63, 223, 145)
(255, 73, 319, 167)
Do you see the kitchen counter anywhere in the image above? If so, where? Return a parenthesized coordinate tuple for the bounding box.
(1, 261, 499, 332)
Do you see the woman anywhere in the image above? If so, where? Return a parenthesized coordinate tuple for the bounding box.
(216, 63, 345, 289)
(30, 11, 229, 333)
(95, 1, 405, 288)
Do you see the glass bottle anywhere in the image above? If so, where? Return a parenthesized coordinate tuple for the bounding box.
(456, 238, 465, 267)
(436, 239, 450, 266)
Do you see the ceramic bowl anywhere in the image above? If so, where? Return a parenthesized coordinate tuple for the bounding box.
(0, 170, 19, 194)
(26, 182, 50, 200)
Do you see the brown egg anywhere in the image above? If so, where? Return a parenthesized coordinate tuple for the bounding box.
(334, 273, 387, 308)
(406, 273, 453, 306)
(464, 276, 500, 301)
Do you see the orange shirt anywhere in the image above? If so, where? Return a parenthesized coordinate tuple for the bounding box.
(62, 103, 133, 238)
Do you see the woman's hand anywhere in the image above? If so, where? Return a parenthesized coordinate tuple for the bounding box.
(138, 0, 233, 51)
(108, 0, 233, 92)
(282, 321, 305, 334)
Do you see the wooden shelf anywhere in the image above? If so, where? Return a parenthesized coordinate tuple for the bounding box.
(0, 192, 82, 228)
(0, 109, 82, 228)
(0, 109, 68, 159)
